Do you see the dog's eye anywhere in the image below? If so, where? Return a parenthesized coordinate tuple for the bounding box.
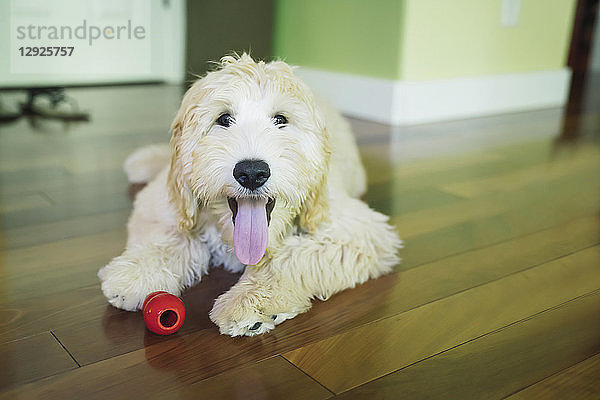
(273, 114, 287, 127)
(216, 113, 233, 127)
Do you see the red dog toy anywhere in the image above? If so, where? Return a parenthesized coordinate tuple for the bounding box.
(142, 291, 185, 335)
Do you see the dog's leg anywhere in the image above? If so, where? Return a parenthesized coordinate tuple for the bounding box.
(98, 168, 212, 311)
(209, 197, 402, 336)
(98, 234, 210, 311)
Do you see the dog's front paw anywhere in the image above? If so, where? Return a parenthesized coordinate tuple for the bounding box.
(209, 288, 300, 337)
(209, 291, 275, 336)
(98, 254, 182, 311)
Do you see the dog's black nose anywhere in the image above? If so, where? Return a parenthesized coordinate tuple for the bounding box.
(233, 160, 270, 190)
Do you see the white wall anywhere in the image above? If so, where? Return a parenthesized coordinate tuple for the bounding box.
(0, 0, 185, 87)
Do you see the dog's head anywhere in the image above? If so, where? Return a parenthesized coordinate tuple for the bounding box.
(169, 54, 330, 265)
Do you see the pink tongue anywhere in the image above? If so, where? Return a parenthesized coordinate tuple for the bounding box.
(233, 198, 269, 265)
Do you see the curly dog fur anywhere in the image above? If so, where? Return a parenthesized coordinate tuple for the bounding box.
(98, 54, 402, 336)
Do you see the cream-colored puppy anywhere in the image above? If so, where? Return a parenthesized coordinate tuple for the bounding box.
(98, 54, 402, 336)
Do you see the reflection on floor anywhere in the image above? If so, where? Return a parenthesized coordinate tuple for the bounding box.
(0, 74, 599, 399)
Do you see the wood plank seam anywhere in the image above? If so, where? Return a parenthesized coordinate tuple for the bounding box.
(280, 355, 336, 397)
(333, 288, 600, 397)
(502, 350, 600, 399)
(369, 241, 600, 335)
(1, 209, 131, 251)
(36, 221, 600, 370)
(55, 240, 598, 372)
(284, 246, 600, 393)
(49, 331, 81, 368)
(399, 211, 600, 274)
(38, 191, 56, 206)
(4, 210, 596, 369)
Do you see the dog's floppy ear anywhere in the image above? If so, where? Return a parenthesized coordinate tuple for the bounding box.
(298, 125, 332, 233)
(298, 172, 330, 233)
(168, 103, 200, 234)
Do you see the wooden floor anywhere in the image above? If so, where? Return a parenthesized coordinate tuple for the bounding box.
(0, 73, 599, 399)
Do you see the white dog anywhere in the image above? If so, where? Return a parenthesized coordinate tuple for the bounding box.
(98, 54, 402, 336)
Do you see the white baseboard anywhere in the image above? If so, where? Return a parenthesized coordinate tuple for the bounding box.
(296, 67, 572, 126)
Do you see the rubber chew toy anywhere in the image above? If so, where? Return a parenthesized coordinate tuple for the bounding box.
(142, 291, 186, 335)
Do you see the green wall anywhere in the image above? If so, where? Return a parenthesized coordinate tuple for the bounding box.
(400, 0, 577, 80)
(273, 0, 405, 80)
(273, 0, 577, 81)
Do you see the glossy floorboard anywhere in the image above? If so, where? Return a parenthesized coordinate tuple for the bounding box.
(0, 74, 598, 399)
